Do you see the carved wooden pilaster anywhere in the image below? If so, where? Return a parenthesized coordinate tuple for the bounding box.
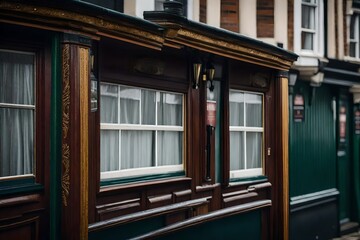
(275, 71, 289, 240)
(61, 33, 91, 240)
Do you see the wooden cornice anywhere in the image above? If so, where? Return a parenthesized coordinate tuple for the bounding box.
(0, 1, 164, 50)
(145, 12, 298, 71)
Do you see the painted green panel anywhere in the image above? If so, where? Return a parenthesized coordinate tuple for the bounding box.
(353, 104, 360, 222)
(89, 216, 164, 240)
(155, 210, 261, 240)
(289, 82, 337, 197)
(337, 94, 351, 221)
(50, 34, 62, 240)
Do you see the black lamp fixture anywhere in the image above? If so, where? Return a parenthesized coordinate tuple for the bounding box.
(192, 60, 216, 90)
(288, 70, 298, 95)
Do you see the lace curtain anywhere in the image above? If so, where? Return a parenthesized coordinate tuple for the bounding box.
(0, 51, 34, 177)
(100, 84, 183, 173)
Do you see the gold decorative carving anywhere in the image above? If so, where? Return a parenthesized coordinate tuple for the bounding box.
(62, 143, 70, 207)
(62, 44, 70, 139)
(61, 44, 70, 207)
(0, 2, 163, 48)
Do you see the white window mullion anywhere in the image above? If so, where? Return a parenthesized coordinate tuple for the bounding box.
(155, 92, 159, 167)
(244, 131, 247, 170)
(155, 130, 158, 167)
(119, 130, 122, 170)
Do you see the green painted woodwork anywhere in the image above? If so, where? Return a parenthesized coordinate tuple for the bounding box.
(0, 177, 43, 196)
(353, 104, 360, 222)
(50, 34, 62, 240)
(229, 175, 268, 183)
(89, 216, 164, 240)
(155, 210, 262, 240)
(100, 171, 185, 187)
(89, 210, 261, 240)
(337, 93, 351, 221)
(289, 82, 337, 197)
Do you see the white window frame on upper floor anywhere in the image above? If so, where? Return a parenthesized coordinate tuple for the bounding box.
(345, 11, 360, 61)
(293, 0, 324, 65)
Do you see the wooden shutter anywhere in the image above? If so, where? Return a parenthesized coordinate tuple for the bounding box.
(257, 0, 274, 38)
(220, 0, 239, 32)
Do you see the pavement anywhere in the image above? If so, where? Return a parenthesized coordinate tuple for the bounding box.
(333, 231, 360, 240)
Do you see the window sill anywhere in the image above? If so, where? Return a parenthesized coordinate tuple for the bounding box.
(0, 180, 44, 196)
(228, 175, 268, 187)
(343, 56, 360, 64)
(100, 171, 186, 188)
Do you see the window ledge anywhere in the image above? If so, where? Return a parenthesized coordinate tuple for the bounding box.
(228, 176, 268, 187)
(343, 56, 360, 64)
(0, 183, 44, 196)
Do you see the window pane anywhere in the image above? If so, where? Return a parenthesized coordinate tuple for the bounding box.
(245, 93, 262, 127)
(0, 108, 34, 177)
(350, 43, 356, 57)
(229, 91, 244, 126)
(301, 32, 314, 50)
(350, 16, 356, 39)
(100, 130, 119, 172)
(230, 131, 244, 170)
(157, 131, 183, 166)
(246, 132, 262, 169)
(0, 51, 34, 105)
(100, 84, 118, 123)
(141, 89, 156, 125)
(301, 5, 315, 30)
(121, 130, 155, 169)
(157, 92, 182, 126)
(120, 86, 140, 124)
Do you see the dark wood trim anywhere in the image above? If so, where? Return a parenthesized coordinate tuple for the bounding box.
(89, 197, 210, 232)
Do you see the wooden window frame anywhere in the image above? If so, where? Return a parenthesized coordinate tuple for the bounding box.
(0, 36, 50, 192)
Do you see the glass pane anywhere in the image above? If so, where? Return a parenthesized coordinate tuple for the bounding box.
(121, 130, 155, 169)
(120, 86, 140, 124)
(100, 84, 118, 123)
(100, 130, 119, 172)
(301, 5, 315, 30)
(246, 132, 262, 169)
(245, 93, 262, 127)
(0, 51, 34, 105)
(301, 32, 314, 50)
(230, 131, 244, 171)
(157, 131, 183, 166)
(229, 91, 244, 126)
(350, 16, 356, 39)
(157, 93, 182, 126)
(0, 108, 34, 177)
(141, 89, 156, 125)
(350, 43, 356, 57)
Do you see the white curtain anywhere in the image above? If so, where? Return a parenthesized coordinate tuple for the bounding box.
(246, 132, 262, 168)
(229, 91, 262, 171)
(230, 132, 244, 170)
(0, 51, 34, 177)
(100, 84, 183, 173)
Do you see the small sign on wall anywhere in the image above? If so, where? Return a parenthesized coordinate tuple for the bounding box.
(355, 106, 360, 135)
(339, 106, 347, 143)
(293, 94, 305, 122)
(206, 100, 217, 127)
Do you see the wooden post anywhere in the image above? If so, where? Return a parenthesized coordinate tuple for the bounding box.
(61, 33, 90, 240)
(276, 71, 289, 240)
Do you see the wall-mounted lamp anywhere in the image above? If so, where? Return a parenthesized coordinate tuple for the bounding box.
(192, 61, 216, 90)
(193, 63, 202, 89)
(288, 71, 298, 95)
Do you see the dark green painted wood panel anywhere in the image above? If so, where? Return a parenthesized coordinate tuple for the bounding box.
(289, 82, 337, 197)
(89, 216, 164, 240)
(89, 210, 261, 240)
(352, 104, 360, 222)
(50, 34, 62, 240)
(337, 93, 351, 221)
(154, 210, 261, 240)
